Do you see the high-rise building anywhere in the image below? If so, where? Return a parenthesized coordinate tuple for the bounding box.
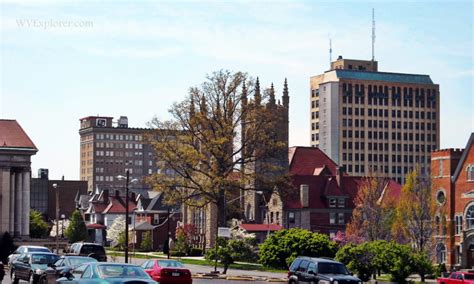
(79, 116, 158, 192)
(310, 56, 440, 183)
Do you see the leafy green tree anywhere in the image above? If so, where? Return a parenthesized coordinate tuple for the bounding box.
(412, 251, 433, 282)
(65, 210, 88, 243)
(140, 231, 153, 251)
(259, 228, 337, 269)
(30, 210, 50, 238)
(0, 232, 17, 264)
(205, 237, 256, 274)
(336, 243, 375, 282)
(385, 243, 415, 283)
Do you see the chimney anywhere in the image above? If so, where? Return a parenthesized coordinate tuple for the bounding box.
(103, 189, 109, 203)
(336, 167, 344, 188)
(300, 184, 309, 208)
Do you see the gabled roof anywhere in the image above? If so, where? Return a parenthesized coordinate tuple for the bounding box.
(453, 133, 474, 182)
(239, 224, 283, 232)
(288, 147, 342, 176)
(103, 196, 137, 214)
(0, 120, 37, 150)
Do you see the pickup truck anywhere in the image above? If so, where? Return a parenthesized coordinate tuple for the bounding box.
(437, 272, 474, 284)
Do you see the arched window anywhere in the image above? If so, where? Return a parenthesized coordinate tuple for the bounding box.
(466, 205, 474, 229)
(441, 216, 447, 235)
(435, 216, 440, 235)
(436, 243, 446, 263)
(467, 165, 474, 181)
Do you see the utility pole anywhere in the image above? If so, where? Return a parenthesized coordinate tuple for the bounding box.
(52, 183, 59, 253)
(167, 207, 171, 259)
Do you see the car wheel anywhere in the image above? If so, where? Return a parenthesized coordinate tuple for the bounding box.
(12, 271, 19, 284)
(39, 275, 47, 284)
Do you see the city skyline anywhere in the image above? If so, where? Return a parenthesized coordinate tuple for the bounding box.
(1, 0, 472, 180)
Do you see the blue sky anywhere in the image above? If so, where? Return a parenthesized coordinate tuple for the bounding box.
(1, 0, 472, 180)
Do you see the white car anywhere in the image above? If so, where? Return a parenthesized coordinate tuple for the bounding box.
(8, 245, 51, 267)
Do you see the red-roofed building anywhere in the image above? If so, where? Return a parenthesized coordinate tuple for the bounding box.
(0, 119, 38, 238)
(266, 146, 401, 237)
(238, 223, 283, 243)
(432, 133, 474, 269)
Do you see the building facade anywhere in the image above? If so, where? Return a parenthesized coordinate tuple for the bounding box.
(79, 116, 160, 192)
(0, 119, 37, 238)
(310, 56, 440, 184)
(432, 133, 474, 269)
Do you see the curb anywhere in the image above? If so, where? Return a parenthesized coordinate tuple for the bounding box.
(192, 273, 288, 282)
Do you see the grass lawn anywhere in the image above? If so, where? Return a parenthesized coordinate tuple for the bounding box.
(107, 251, 286, 273)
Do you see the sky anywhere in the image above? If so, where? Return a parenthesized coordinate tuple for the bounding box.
(1, 0, 473, 180)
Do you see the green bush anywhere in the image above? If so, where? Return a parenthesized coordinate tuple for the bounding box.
(259, 228, 337, 269)
(65, 210, 87, 243)
(205, 237, 257, 274)
(412, 251, 433, 282)
(140, 231, 153, 252)
(385, 243, 414, 283)
(30, 210, 50, 238)
(170, 250, 186, 257)
(189, 247, 203, 256)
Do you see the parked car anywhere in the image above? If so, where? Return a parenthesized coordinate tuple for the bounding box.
(0, 262, 5, 283)
(56, 262, 156, 283)
(38, 256, 97, 284)
(11, 252, 59, 284)
(8, 245, 51, 267)
(287, 257, 362, 284)
(66, 242, 107, 262)
(437, 271, 474, 284)
(141, 259, 192, 284)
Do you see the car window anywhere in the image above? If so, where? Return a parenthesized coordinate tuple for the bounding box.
(308, 262, 316, 274)
(465, 274, 474, 280)
(298, 260, 309, 272)
(147, 261, 155, 269)
(97, 265, 148, 278)
(31, 254, 59, 264)
(29, 247, 50, 253)
(318, 262, 349, 275)
(457, 274, 464, 280)
(290, 259, 302, 272)
(54, 258, 64, 267)
(451, 273, 458, 279)
(140, 260, 149, 269)
(81, 245, 105, 255)
(73, 264, 88, 279)
(82, 266, 93, 278)
(157, 260, 184, 268)
(69, 257, 97, 266)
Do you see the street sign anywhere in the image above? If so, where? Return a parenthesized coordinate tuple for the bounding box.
(218, 227, 231, 238)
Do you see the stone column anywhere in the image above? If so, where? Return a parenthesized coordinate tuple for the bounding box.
(1, 169, 11, 234)
(22, 171, 31, 236)
(9, 171, 15, 233)
(14, 171, 23, 236)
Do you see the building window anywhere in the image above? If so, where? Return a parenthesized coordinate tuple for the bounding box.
(338, 213, 345, 224)
(338, 198, 345, 208)
(436, 243, 447, 264)
(455, 215, 463, 235)
(436, 190, 446, 205)
(288, 212, 295, 224)
(154, 214, 159, 224)
(329, 212, 336, 224)
(467, 165, 474, 181)
(466, 205, 474, 229)
(329, 198, 336, 208)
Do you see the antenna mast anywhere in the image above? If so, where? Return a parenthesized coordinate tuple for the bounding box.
(372, 8, 375, 61)
(329, 35, 332, 68)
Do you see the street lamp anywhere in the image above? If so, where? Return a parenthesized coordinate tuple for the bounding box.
(256, 191, 270, 239)
(52, 183, 59, 253)
(60, 214, 66, 238)
(116, 170, 138, 263)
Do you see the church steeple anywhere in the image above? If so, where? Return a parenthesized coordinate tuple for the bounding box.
(254, 77, 261, 106)
(269, 83, 276, 106)
(241, 80, 248, 107)
(282, 78, 289, 109)
(189, 93, 196, 119)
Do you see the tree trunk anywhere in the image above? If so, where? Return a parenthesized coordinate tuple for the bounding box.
(223, 263, 229, 274)
(421, 274, 425, 283)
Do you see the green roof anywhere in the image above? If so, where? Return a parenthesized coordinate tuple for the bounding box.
(335, 69, 434, 85)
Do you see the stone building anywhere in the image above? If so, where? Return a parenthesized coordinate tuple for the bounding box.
(310, 56, 440, 184)
(0, 119, 38, 238)
(432, 133, 474, 269)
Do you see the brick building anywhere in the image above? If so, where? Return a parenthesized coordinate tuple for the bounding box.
(266, 146, 401, 237)
(310, 56, 440, 184)
(432, 133, 474, 269)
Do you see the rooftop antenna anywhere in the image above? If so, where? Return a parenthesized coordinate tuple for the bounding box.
(372, 8, 376, 61)
(329, 34, 332, 68)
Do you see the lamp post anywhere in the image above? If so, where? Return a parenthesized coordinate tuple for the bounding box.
(60, 214, 66, 238)
(116, 170, 138, 263)
(52, 183, 59, 253)
(256, 191, 270, 239)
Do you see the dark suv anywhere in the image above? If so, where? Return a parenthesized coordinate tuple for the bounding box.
(66, 243, 107, 262)
(288, 257, 361, 284)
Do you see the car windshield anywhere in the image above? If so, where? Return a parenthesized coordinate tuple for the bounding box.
(31, 254, 59, 264)
(98, 265, 149, 278)
(29, 247, 50, 253)
(81, 245, 105, 255)
(318, 263, 349, 275)
(158, 260, 184, 268)
(464, 274, 474, 280)
(69, 257, 97, 266)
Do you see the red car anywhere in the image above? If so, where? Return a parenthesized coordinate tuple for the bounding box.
(437, 272, 474, 284)
(140, 259, 192, 284)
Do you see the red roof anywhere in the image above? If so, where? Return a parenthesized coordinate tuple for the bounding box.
(239, 224, 283, 232)
(87, 223, 106, 229)
(0, 120, 37, 150)
(103, 196, 137, 214)
(288, 147, 342, 176)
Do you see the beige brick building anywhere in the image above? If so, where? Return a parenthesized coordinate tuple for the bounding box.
(310, 57, 440, 184)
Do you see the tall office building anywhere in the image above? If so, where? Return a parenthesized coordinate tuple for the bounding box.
(79, 116, 160, 192)
(310, 57, 440, 183)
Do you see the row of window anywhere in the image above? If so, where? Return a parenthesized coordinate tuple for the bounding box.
(342, 152, 429, 163)
(95, 133, 143, 141)
(340, 107, 437, 120)
(342, 141, 437, 152)
(342, 164, 427, 175)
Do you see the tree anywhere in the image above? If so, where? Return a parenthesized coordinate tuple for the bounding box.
(412, 251, 434, 282)
(30, 210, 50, 238)
(0, 232, 16, 264)
(259, 228, 337, 269)
(335, 243, 375, 282)
(107, 216, 126, 248)
(146, 70, 289, 230)
(65, 210, 88, 243)
(140, 231, 153, 252)
(393, 167, 436, 252)
(346, 177, 396, 242)
(205, 237, 256, 274)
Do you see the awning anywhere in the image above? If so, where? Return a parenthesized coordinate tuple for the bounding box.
(87, 223, 106, 229)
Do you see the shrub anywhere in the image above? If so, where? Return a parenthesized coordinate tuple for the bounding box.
(189, 247, 203, 256)
(335, 243, 374, 282)
(170, 250, 186, 257)
(30, 210, 50, 238)
(205, 237, 257, 274)
(140, 231, 153, 252)
(259, 228, 337, 269)
(65, 210, 88, 243)
(412, 251, 433, 282)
